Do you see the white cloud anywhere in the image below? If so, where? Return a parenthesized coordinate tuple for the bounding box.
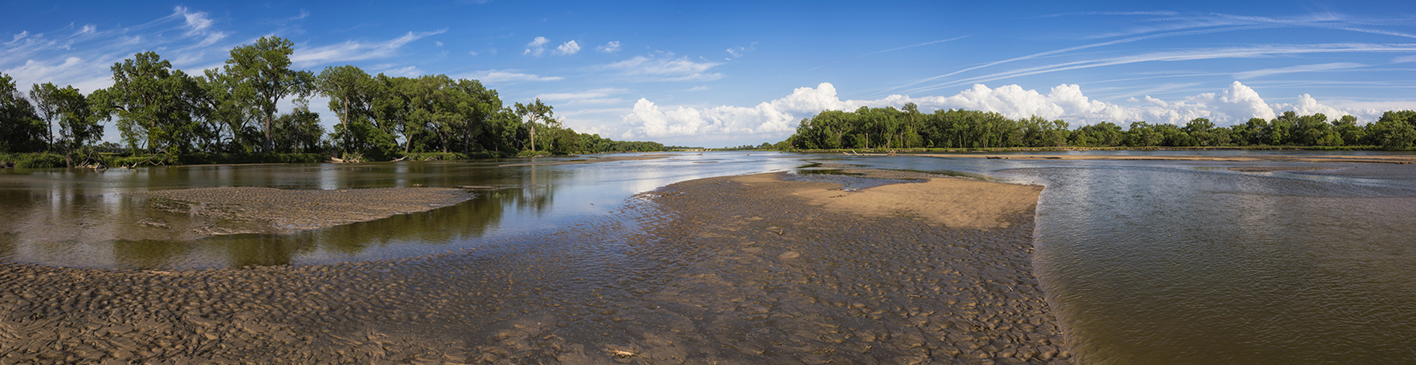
(464, 69, 563, 83)
(524, 36, 549, 56)
(687, 85, 709, 92)
(603, 53, 723, 81)
(726, 43, 756, 58)
(554, 40, 580, 55)
(1234, 62, 1365, 79)
(596, 41, 621, 53)
(1394, 55, 1416, 64)
(76, 25, 96, 35)
(174, 6, 214, 33)
(619, 81, 1397, 140)
(435, 41, 443, 47)
(10, 31, 29, 44)
(536, 88, 625, 105)
(291, 30, 446, 67)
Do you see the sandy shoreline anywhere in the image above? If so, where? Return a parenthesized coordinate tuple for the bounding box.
(0, 170, 1068, 363)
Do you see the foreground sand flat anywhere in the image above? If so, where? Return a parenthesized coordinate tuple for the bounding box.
(0, 171, 1069, 364)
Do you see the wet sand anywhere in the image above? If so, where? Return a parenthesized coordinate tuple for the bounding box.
(0, 171, 1068, 364)
(1226, 166, 1342, 172)
(918, 153, 1416, 164)
(122, 187, 474, 240)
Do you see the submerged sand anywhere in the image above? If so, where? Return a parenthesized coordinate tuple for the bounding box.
(0, 171, 1068, 363)
(122, 187, 474, 240)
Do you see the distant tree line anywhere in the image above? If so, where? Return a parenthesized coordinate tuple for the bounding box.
(788, 103, 1416, 151)
(0, 36, 664, 166)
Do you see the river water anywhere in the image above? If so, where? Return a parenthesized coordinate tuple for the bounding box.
(1, 151, 1413, 363)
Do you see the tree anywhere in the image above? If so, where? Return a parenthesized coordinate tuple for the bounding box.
(514, 99, 553, 152)
(0, 73, 46, 153)
(89, 52, 206, 154)
(28, 83, 59, 150)
(31, 84, 100, 159)
(271, 99, 324, 153)
(223, 36, 314, 153)
(316, 65, 376, 155)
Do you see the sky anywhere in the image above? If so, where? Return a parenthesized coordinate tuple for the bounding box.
(4, 1, 1416, 147)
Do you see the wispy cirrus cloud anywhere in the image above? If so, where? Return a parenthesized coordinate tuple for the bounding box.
(906, 43, 1416, 94)
(535, 88, 626, 105)
(290, 29, 446, 67)
(1234, 62, 1366, 79)
(463, 69, 563, 83)
(602, 53, 723, 82)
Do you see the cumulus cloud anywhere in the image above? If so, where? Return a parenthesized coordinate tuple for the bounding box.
(524, 36, 549, 56)
(596, 41, 621, 53)
(603, 53, 723, 81)
(291, 30, 445, 67)
(463, 69, 563, 83)
(554, 40, 580, 55)
(619, 81, 1395, 140)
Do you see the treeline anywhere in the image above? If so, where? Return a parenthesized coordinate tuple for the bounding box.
(788, 103, 1416, 151)
(0, 36, 664, 167)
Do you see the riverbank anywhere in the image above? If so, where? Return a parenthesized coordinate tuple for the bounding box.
(0, 170, 1068, 363)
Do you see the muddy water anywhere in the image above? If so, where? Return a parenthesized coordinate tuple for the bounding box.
(0, 153, 803, 269)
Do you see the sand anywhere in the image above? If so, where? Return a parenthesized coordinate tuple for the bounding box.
(918, 153, 1416, 164)
(0, 170, 1069, 364)
(124, 187, 475, 240)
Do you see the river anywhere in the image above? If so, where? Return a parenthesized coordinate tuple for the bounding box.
(1, 151, 1412, 363)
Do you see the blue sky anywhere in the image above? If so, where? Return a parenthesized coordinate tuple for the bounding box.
(4, 1, 1416, 147)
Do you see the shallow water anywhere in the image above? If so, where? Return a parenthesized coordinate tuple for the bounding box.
(0, 153, 804, 269)
(845, 154, 1416, 364)
(2, 150, 1414, 363)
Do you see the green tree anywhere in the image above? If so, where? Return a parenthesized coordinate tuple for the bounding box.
(316, 65, 377, 154)
(0, 73, 46, 153)
(89, 52, 206, 154)
(30, 84, 101, 159)
(223, 36, 315, 153)
(271, 99, 324, 153)
(514, 99, 554, 152)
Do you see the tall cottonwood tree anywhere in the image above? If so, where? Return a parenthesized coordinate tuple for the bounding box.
(89, 52, 206, 154)
(316, 65, 377, 154)
(514, 99, 553, 152)
(223, 36, 314, 153)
